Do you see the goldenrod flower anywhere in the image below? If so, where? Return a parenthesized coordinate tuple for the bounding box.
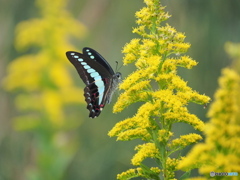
(132, 143, 160, 166)
(178, 68, 240, 179)
(109, 0, 210, 179)
(3, 0, 86, 127)
(2, 0, 86, 179)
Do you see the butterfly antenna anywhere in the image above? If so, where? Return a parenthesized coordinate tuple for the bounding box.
(115, 61, 123, 72)
(115, 61, 118, 72)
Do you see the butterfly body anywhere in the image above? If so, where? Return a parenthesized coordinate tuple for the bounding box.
(66, 47, 121, 118)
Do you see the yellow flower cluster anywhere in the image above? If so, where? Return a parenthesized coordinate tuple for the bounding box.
(186, 178, 206, 180)
(3, 0, 86, 128)
(178, 68, 240, 179)
(2, 0, 87, 179)
(169, 134, 202, 150)
(109, 0, 210, 179)
(166, 158, 179, 179)
(132, 143, 160, 166)
(117, 166, 161, 180)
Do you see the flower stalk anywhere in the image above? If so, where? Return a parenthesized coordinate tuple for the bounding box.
(108, 0, 210, 179)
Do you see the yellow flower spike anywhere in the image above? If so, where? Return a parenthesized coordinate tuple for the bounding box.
(171, 76, 190, 91)
(161, 60, 177, 72)
(132, 26, 146, 36)
(144, 0, 154, 6)
(142, 39, 156, 49)
(117, 128, 151, 141)
(175, 32, 186, 41)
(117, 166, 162, 180)
(132, 143, 159, 166)
(173, 42, 191, 52)
(178, 67, 240, 178)
(150, 167, 161, 174)
(155, 72, 174, 82)
(117, 168, 136, 180)
(166, 158, 179, 179)
(108, 117, 137, 137)
(123, 53, 137, 65)
(113, 90, 149, 113)
(122, 38, 141, 53)
(110, 0, 210, 179)
(190, 178, 208, 180)
(177, 55, 198, 69)
(3, 0, 86, 178)
(119, 70, 151, 90)
(112, 92, 130, 113)
(169, 134, 202, 150)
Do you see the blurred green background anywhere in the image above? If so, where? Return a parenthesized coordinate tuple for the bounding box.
(0, 0, 240, 179)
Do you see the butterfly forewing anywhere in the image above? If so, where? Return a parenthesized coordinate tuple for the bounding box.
(66, 51, 112, 84)
(66, 47, 120, 118)
(82, 47, 115, 75)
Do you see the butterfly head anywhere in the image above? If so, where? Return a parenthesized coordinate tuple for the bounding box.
(114, 72, 122, 85)
(110, 72, 122, 97)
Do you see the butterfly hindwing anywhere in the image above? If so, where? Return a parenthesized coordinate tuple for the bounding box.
(66, 47, 120, 118)
(84, 82, 105, 118)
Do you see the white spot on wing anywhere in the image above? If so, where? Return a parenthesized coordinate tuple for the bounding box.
(87, 69, 95, 73)
(78, 58, 83, 62)
(86, 49, 90, 52)
(88, 52, 92, 55)
(84, 65, 90, 69)
(94, 76, 101, 81)
(74, 55, 79, 58)
(70, 53, 75, 55)
(90, 72, 100, 78)
(87, 69, 96, 73)
(81, 62, 87, 65)
(90, 55, 94, 59)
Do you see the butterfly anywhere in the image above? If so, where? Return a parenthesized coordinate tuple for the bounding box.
(66, 47, 121, 118)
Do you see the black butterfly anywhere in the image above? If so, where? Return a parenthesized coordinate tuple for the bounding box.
(66, 47, 121, 118)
